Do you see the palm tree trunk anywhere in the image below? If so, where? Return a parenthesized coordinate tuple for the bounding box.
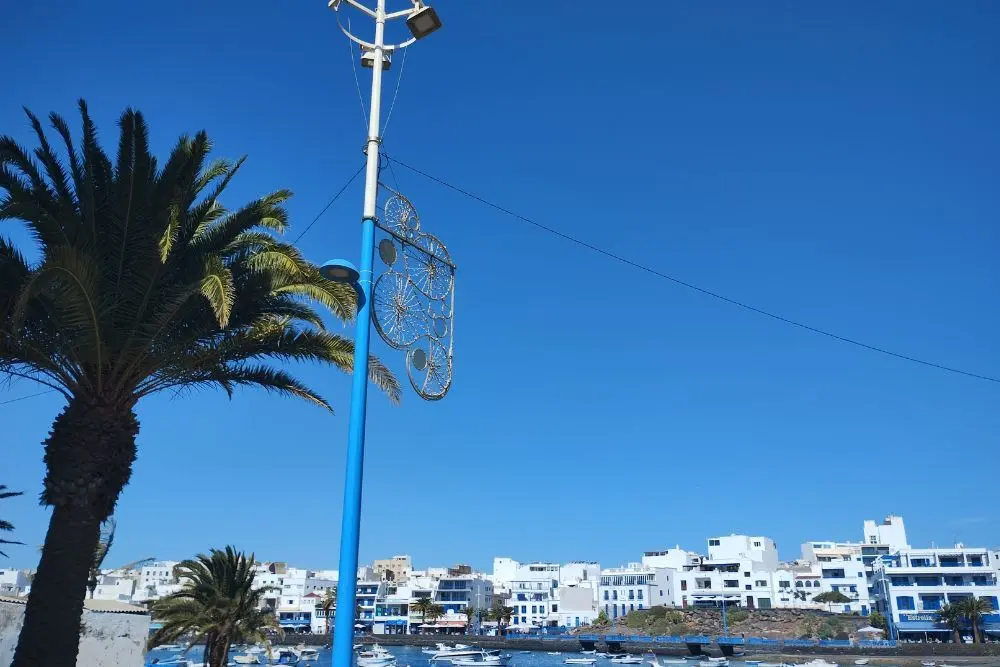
(9, 503, 101, 667)
(10, 398, 139, 667)
(972, 620, 980, 644)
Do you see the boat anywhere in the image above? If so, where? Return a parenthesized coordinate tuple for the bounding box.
(708, 659, 728, 664)
(295, 647, 320, 662)
(431, 646, 483, 661)
(582, 651, 598, 656)
(698, 661, 727, 667)
(358, 645, 397, 667)
(154, 645, 183, 651)
(795, 662, 837, 667)
(425, 644, 471, 655)
(745, 662, 762, 666)
(854, 661, 869, 666)
(549, 653, 562, 657)
(450, 650, 509, 666)
(269, 649, 300, 666)
(566, 660, 597, 666)
(921, 663, 935, 667)
(233, 657, 261, 665)
(611, 657, 644, 665)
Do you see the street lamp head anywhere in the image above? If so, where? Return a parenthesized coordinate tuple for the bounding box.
(328, 0, 342, 10)
(407, 4, 442, 40)
(320, 259, 360, 284)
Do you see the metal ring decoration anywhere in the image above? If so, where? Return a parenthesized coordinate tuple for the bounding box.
(371, 269, 425, 350)
(405, 336, 452, 401)
(383, 194, 420, 240)
(372, 183, 455, 401)
(403, 232, 453, 300)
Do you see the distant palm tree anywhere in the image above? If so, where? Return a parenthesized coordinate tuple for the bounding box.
(321, 589, 336, 636)
(1, 102, 399, 667)
(412, 597, 434, 626)
(148, 546, 280, 667)
(87, 518, 116, 598)
(489, 601, 514, 637)
(0, 485, 23, 558)
(426, 603, 445, 625)
(938, 603, 964, 644)
(958, 597, 993, 644)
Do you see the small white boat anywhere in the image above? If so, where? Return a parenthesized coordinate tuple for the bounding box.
(708, 659, 728, 664)
(611, 657, 644, 665)
(154, 644, 183, 651)
(566, 660, 597, 666)
(699, 662, 727, 667)
(854, 661, 869, 666)
(582, 651, 598, 656)
(796, 662, 837, 667)
(358, 645, 396, 667)
(296, 647, 320, 662)
(233, 657, 261, 666)
(921, 663, 935, 667)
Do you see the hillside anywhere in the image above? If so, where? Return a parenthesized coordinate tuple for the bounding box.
(579, 606, 879, 640)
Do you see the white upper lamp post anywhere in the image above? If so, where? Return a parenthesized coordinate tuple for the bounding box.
(322, 2, 442, 667)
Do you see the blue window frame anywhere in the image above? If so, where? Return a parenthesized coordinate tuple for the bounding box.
(521, 605, 526, 614)
(604, 591, 609, 601)
(531, 606, 537, 613)
(896, 596, 915, 610)
(637, 590, 644, 600)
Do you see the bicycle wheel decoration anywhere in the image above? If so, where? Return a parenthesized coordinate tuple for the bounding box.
(372, 183, 456, 401)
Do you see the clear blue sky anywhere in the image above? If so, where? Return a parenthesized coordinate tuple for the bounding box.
(2, 1, 998, 572)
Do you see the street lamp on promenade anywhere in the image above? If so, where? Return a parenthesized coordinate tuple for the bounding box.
(321, 2, 451, 667)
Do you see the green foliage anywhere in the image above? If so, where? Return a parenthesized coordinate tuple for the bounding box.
(594, 609, 610, 627)
(726, 609, 749, 624)
(149, 547, 280, 667)
(1, 102, 400, 413)
(957, 597, 993, 644)
(812, 591, 852, 604)
(0, 485, 23, 557)
(868, 611, 888, 631)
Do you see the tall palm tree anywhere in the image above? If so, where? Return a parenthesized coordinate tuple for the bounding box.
(938, 603, 964, 644)
(0, 103, 399, 667)
(87, 517, 116, 598)
(489, 600, 514, 637)
(149, 546, 280, 667)
(476, 607, 490, 635)
(959, 596, 992, 644)
(412, 596, 434, 627)
(0, 485, 23, 558)
(321, 589, 336, 636)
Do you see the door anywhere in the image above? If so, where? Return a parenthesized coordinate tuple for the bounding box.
(746, 597, 754, 610)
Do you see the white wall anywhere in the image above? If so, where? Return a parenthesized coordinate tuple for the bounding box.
(863, 516, 910, 550)
(0, 601, 150, 667)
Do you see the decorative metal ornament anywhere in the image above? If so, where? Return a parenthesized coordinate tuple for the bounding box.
(371, 184, 455, 401)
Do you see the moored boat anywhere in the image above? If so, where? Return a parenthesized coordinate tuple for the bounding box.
(566, 660, 597, 666)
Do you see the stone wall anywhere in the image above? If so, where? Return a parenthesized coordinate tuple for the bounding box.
(0, 600, 150, 667)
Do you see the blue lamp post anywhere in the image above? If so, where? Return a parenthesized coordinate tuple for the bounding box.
(322, 2, 444, 667)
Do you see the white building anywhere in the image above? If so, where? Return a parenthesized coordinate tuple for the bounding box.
(872, 545, 1000, 640)
(507, 562, 560, 629)
(0, 570, 29, 597)
(599, 564, 674, 621)
(92, 575, 137, 602)
(642, 548, 697, 571)
(864, 515, 910, 551)
(553, 584, 598, 628)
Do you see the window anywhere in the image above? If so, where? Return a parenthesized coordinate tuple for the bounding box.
(724, 580, 738, 588)
(756, 580, 767, 587)
(745, 585, 751, 591)
(709, 539, 720, 546)
(754, 541, 762, 547)
(628, 590, 635, 600)
(896, 596, 915, 610)
(521, 606, 526, 614)
(604, 591, 609, 601)
(681, 581, 687, 591)
(552, 604, 558, 612)
(531, 606, 537, 614)
(744, 572, 750, 577)
(630, 604, 634, 612)
(637, 590, 643, 600)
(795, 581, 803, 588)
(779, 581, 790, 588)
(613, 591, 618, 600)
(638, 603, 644, 610)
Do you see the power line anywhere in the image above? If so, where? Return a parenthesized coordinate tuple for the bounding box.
(388, 155, 1000, 385)
(0, 390, 55, 406)
(293, 164, 365, 243)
